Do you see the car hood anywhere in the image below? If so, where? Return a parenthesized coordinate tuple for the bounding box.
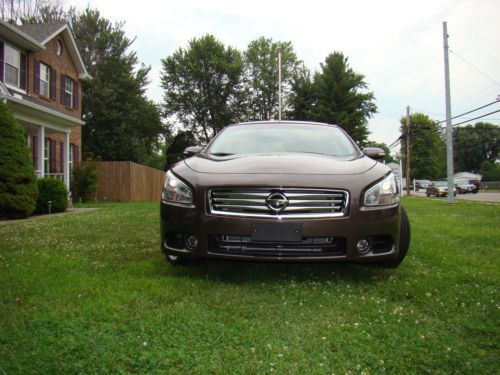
(184, 153, 377, 175)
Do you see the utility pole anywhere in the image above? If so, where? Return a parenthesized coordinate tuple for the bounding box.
(405, 105, 411, 196)
(443, 21, 455, 203)
(278, 51, 282, 121)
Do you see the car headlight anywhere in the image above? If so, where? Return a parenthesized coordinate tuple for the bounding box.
(162, 170, 193, 204)
(364, 173, 400, 206)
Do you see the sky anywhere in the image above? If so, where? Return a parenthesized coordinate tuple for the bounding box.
(73, 0, 500, 146)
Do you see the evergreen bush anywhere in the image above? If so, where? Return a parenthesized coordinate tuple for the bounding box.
(0, 102, 37, 218)
(72, 160, 99, 202)
(35, 178, 68, 214)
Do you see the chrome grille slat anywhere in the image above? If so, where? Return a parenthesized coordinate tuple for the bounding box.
(208, 188, 348, 218)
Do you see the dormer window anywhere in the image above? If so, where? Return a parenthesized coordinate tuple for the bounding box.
(4, 43, 20, 86)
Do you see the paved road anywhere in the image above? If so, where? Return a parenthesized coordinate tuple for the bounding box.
(405, 190, 500, 203)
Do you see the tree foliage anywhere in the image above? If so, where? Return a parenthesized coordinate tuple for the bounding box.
(243, 37, 299, 120)
(0, 102, 37, 218)
(165, 131, 196, 170)
(453, 122, 499, 173)
(69, 8, 164, 164)
(290, 52, 377, 145)
(0, 0, 64, 23)
(161, 35, 244, 144)
(480, 160, 500, 181)
(400, 112, 445, 180)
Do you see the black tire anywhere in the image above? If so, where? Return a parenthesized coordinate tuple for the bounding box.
(379, 207, 411, 268)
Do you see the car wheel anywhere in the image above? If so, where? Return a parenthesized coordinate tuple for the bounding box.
(379, 207, 411, 268)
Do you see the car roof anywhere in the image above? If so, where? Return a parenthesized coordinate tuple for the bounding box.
(228, 120, 341, 129)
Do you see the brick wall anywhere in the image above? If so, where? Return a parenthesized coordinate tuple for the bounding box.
(26, 34, 83, 167)
(27, 37, 82, 120)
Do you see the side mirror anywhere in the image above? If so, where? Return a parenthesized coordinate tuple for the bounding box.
(184, 146, 203, 157)
(362, 147, 386, 160)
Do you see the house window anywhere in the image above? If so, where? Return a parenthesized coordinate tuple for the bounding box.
(39, 62, 50, 97)
(4, 43, 20, 87)
(44, 138, 50, 174)
(65, 77, 73, 108)
(69, 144, 73, 174)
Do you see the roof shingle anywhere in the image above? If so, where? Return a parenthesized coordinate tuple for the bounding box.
(16, 22, 66, 43)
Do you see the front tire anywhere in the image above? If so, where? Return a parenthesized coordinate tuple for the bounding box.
(379, 207, 411, 268)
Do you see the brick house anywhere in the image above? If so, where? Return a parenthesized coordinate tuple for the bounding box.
(0, 19, 89, 191)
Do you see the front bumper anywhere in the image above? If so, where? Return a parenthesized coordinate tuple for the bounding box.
(160, 201, 401, 262)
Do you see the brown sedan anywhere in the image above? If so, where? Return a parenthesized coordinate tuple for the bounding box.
(161, 121, 410, 267)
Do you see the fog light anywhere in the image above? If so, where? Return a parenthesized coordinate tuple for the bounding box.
(357, 239, 370, 254)
(186, 235, 198, 249)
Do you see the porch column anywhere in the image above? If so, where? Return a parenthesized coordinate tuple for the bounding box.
(37, 125, 45, 177)
(63, 132, 70, 191)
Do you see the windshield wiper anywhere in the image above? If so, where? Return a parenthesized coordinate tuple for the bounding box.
(210, 152, 235, 157)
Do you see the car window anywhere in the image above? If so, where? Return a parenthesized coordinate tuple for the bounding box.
(208, 123, 358, 159)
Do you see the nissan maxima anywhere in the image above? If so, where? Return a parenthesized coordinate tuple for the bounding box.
(161, 121, 410, 267)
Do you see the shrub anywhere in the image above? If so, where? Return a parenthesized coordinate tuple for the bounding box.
(35, 178, 68, 214)
(0, 102, 37, 218)
(71, 160, 99, 202)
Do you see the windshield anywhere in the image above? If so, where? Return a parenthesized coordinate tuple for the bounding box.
(208, 123, 358, 158)
(434, 181, 448, 187)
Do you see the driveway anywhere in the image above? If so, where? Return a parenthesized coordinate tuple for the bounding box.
(406, 190, 500, 203)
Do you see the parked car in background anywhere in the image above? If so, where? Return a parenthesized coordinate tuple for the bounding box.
(415, 179, 432, 191)
(455, 180, 476, 194)
(161, 121, 411, 268)
(426, 181, 457, 197)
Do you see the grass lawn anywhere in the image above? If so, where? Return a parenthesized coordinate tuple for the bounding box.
(0, 198, 498, 374)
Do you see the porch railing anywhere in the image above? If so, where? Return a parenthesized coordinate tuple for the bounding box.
(34, 171, 64, 180)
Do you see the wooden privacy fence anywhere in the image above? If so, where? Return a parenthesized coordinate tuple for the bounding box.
(93, 161, 164, 202)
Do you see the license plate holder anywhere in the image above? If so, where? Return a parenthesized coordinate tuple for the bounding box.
(251, 222, 302, 242)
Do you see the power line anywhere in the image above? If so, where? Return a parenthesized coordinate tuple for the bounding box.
(449, 109, 500, 128)
(449, 49, 500, 87)
(437, 100, 499, 124)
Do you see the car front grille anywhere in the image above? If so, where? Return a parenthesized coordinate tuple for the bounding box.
(209, 235, 347, 257)
(208, 188, 349, 218)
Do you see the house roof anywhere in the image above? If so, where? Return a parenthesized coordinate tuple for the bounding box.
(16, 22, 67, 43)
(15, 22, 90, 80)
(0, 19, 45, 51)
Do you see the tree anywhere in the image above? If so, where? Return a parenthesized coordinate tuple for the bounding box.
(161, 34, 244, 144)
(0, 102, 37, 218)
(288, 63, 315, 121)
(1, 0, 64, 23)
(400, 112, 446, 180)
(69, 8, 164, 164)
(453, 122, 499, 173)
(480, 160, 500, 181)
(243, 37, 299, 120)
(165, 131, 196, 170)
(365, 141, 394, 163)
(291, 52, 376, 145)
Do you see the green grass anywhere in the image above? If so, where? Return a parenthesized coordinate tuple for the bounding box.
(0, 198, 498, 374)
